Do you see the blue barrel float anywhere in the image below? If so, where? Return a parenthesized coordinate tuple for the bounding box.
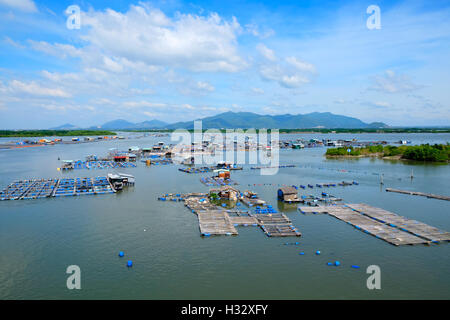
(127, 260, 133, 267)
(118, 251, 124, 257)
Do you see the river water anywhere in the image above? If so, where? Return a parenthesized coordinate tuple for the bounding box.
(0, 133, 449, 299)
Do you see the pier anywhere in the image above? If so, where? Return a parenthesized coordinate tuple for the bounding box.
(386, 188, 450, 201)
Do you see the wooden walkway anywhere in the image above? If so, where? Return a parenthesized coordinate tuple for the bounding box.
(346, 203, 450, 243)
(325, 206, 427, 246)
(386, 188, 450, 201)
(298, 204, 449, 246)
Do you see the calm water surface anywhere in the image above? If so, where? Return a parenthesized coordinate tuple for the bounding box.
(0, 133, 449, 299)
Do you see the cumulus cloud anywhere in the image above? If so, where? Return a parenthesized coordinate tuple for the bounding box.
(0, 0, 37, 13)
(29, 40, 83, 59)
(370, 70, 423, 94)
(257, 45, 315, 89)
(245, 24, 275, 39)
(196, 81, 215, 92)
(259, 63, 313, 88)
(285, 57, 316, 73)
(7, 80, 71, 98)
(79, 5, 246, 72)
(251, 87, 264, 95)
(256, 44, 276, 61)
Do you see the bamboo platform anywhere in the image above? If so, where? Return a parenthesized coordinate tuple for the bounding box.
(324, 206, 427, 246)
(346, 203, 450, 243)
(226, 210, 258, 226)
(386, 188, 450, 201)
(200, 176, 239, 187)
(298, 204, 449, 246)
(260, 224, 302, 237)
(298, 206, 332, 214)
(197, 210, 238, 236)
(252, 213, 301, 237)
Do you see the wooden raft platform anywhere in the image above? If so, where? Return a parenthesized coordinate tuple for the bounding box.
(226, 210, 258, 226)
(253, 213, 301, 237)
(346, 203, 450, 243)
(325, 206, 428, 246)
(197, 210, 238, 236)
(386, 188, 450, 201)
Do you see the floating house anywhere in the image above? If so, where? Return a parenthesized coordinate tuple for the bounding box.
(107, 173, 135, 190)
(214, 169, 231, 179)
(278, 187, 301, 203)
(210, 185, 240, 201)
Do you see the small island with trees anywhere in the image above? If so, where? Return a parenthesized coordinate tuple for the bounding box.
(325, 144, 450, 163)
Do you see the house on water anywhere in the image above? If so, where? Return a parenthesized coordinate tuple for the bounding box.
(278, 186, 301, 203)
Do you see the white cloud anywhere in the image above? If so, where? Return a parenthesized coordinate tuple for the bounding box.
(0, 0, 37, 13)
(245, 24, 275, 39)
(8, 80, 71, 98)
(251, 87, 264, 95)
(260, 62, 313, 88)
(370, 70, 423, 94)
(256, 44, 276, 61)
(123, 101, 168, 109)
(80, 5, 246, 72)
(196, 81, 215, 92)
(285, 57, 316, 73)
(29, 40, 83, 59)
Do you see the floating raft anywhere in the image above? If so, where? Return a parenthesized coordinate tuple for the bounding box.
(197, 210, 238, 236)
(200, 176, 238, 187)
(159, 192, 301, 237)
(0, 179, 58, 200)
(347, 203, 450, 243)
(178, 167, 213, 174)
(386, 188, 450, 201)
(1, 176, 115, 201)
(227, 210, 258, 226)
(250, 164, 296, 170)
(298, 204, 449, 246)
(253, 213, 301, 237)
(65, 160, 137, 170)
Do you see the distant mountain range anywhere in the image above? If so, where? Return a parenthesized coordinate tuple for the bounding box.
(50, 111, 389, 130)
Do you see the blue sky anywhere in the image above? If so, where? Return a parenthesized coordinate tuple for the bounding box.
(0, 0, 449, 128)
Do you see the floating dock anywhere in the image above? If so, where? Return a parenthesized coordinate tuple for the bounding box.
(298, 204, 449, 246)
(386, 188, 450, 201)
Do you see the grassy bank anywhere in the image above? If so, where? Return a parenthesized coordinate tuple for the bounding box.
(326, 144, 450, 162)
(0, 130, 117, 137)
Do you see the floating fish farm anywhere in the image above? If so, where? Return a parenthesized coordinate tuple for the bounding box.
(178, 167, 214, 174)
(158, 191, 301, 237)
(200, 176, 239, 187)
(0, 176, 117, 201)
(62, 160, 137, 170)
